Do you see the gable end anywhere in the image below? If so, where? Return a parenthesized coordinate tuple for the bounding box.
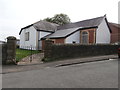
(104, 18, 112, 33)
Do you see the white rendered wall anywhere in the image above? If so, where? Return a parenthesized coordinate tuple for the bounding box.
(65, 31, 80, 43)
(20, 29, 25, 48)
(38, 31, 51, 40)
(96, 19, 110, 44)
(20, 26, 37, 50)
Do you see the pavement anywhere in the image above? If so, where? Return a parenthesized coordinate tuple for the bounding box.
(2, 58, 118, 88)
(2, 54, 118, 74)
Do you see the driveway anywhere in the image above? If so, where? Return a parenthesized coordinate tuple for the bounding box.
(2, 59, 118, 88)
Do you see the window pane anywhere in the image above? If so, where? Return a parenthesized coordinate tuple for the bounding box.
(82, 31, 88, 44)
(25, 32, 29, 41)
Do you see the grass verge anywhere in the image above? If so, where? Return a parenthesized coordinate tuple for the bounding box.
(16, 48, 40, 62)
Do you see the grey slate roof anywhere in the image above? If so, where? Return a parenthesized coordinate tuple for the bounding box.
(43, 27, 82, 39)
(19, 20, 58, 35)
(20, 15, 111, 39)
(42, 16, 106, 39)
(33, 20, 58, 32)
(57, 16, 104, 30)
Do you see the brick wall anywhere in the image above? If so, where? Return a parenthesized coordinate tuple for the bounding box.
(55, 38, 65, 43)
(42, 38, 65, 50)
(111, 26, 118, 43)
(109, 23, 119, 43)
(80, 28, 96, 44)
(88, 29, 96, 43)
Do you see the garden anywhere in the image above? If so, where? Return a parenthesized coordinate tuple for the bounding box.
(16, 48, 40, 62)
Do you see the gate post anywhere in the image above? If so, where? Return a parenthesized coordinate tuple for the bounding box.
(44, 40, 54, 59)
(1, 44, 7, 65)
(6, 36, 17, 65)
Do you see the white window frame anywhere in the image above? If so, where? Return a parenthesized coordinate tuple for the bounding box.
(25, 32, 29, 41)
(81, 31, 89, 44)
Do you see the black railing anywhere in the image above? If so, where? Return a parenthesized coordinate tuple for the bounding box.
(16, 46, 40, 62)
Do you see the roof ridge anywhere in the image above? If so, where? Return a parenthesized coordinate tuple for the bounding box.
(33, 20, 59, 26)
(57, 27, 81, 31)
(57, 15, 105, 30)
(109, 22, 120, 25)
(108, 22, 120, 28)
(73, 16, 104, 24)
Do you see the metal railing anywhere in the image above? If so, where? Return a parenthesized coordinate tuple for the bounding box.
(16, 46, 40, 62)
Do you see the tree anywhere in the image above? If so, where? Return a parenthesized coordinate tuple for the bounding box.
(43, 17, 53, 23)
(44, 13, 71, 25)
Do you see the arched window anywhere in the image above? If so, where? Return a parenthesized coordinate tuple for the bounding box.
(82, 31, 88, 44)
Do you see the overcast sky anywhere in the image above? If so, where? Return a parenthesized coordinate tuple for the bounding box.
(0, 0, 119, 41)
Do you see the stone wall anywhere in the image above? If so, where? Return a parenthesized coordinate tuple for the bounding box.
(1, 44, 7, 64)
(44, 40, 119, 61)
(44, 40, 54, 59)
(1, 36, 16, 65)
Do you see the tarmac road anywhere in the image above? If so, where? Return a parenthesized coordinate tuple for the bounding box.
(2, 59, 118, 88)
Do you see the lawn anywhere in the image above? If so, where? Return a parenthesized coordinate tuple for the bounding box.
(16, 48, 40, 62)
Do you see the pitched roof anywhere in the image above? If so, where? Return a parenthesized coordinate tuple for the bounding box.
(19, 20, 58, 35)
(108, 22, 120, 34)
(108, 22, 120, 28)
(42, 16, 107, 39)
(42, 27, 81, 39)
(57, 16, 104, 30)
(33, 20, 58, 31)
(42, 26, 99, 39)
(20, 15, 111, 39)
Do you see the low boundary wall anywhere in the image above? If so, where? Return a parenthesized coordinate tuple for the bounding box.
(44, 40, 119, 61)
